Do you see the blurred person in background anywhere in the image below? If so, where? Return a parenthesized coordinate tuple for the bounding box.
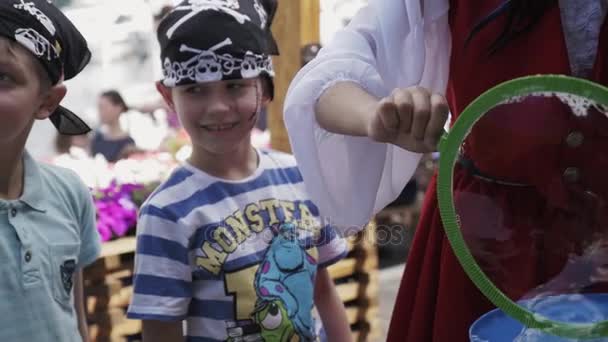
(91, 90, 137, 162)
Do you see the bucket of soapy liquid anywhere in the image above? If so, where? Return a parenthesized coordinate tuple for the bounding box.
(470, 294, 608, 341)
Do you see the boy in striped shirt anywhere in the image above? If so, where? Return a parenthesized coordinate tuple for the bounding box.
(127, 1, 351, 341)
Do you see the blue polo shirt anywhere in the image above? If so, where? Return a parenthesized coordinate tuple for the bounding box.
(0, 152, 101, 341)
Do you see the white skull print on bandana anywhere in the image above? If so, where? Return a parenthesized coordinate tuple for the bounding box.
(162, 38, 273, 87)
(181, 38, 231, 83)
(14, 27, 59, 60)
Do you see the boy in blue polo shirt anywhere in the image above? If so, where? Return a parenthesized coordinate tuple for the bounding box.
(0, 1, 100, 341)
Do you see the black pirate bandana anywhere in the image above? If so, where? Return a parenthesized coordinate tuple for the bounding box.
(157, 0, 279, 88)
(0, 0, 92, 135)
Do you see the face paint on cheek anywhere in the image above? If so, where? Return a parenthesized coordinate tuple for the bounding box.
(235, 81, 261, 129)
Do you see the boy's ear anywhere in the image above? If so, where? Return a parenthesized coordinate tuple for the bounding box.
(156, 81, 175, 111)
(35, 84, 67, 120)
(261, 92, 271, 107)
(259, 77, 273, 105)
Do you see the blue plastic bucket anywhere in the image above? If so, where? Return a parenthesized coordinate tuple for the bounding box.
(470, 294, 608, 341)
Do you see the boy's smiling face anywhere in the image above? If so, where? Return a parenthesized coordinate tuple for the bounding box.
(0, 37, 63, 146)
(158, 77, 270, 155)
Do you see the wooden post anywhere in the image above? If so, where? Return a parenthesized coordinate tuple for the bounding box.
(267, 0, 321, 153)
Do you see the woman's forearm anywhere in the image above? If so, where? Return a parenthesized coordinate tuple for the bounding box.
(314, 81, 378, 137)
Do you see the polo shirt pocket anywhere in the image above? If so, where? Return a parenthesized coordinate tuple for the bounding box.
(50, 243, 80, 307)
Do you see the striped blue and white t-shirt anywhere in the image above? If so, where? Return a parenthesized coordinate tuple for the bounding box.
(127, 149, 347, 341)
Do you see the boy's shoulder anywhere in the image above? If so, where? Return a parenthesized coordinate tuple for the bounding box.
(26, 160, 92, 223)
(140, 164, 198, 210)
(35, 160, 89, 200)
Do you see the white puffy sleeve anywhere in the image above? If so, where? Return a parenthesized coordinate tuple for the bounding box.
(283, 0, 451, 232)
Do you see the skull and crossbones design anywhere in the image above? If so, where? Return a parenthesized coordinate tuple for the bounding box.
(13, 0, 56, 35)
(163, 37, 272, 86)
(240, 51, 273, 79)
(179, 38, 232, 83)
(253, 0, 268, 29)
(14, 28, 59, 61)
(163, 38, 232, 86)
(166, 0, 251, 39)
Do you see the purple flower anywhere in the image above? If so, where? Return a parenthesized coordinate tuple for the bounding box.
(93, 182, 147, 242)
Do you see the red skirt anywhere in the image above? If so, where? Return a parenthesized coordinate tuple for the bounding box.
(387, 166, 608, 342)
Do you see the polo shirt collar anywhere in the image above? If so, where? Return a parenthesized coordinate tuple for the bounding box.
(19, 151, 47, 213)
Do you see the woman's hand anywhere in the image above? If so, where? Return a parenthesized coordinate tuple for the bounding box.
(367, 86, 449, 153)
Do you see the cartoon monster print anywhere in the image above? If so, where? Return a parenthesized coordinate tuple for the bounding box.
(253, 223, 318, 341)
(253, 300, 296, 342)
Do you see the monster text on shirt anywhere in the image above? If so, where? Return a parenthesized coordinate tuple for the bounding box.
(196, 199, 321, 275)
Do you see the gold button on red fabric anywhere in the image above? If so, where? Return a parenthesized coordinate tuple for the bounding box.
(563, 167, 581, 183)
(566, 131, 584, 148)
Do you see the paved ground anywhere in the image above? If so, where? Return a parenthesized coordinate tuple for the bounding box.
(375, 263, 405, 341)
